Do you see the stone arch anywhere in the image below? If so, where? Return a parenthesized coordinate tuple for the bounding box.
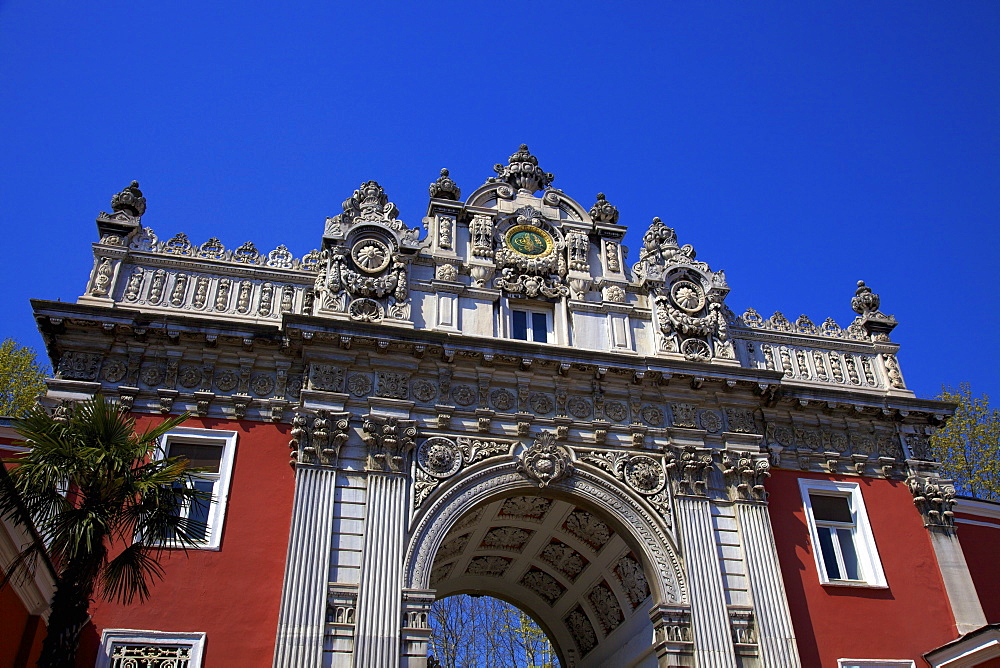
(405, 458, 686, 605)
(406, 459, 687, 665)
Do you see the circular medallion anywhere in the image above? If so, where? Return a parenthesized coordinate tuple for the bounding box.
(347, 374, 373, 397)
(699, 410, 722, 433)
(770, 424, 793, 446)
(568, 397, 592, 419)
(604, 401, 627, 422)
(101, 359, 127, 384)
(412, 379, 437, 403)
(351, 237, 392, 274)
(491, 388, 515, 412)
(670, 279, 705, 314)
(452, 384, 476, 406)
(417, 437, 463, 478)
(681, 338, 711, 361)
(641, 406, 664, 426)
(251, 374, 275, 397)
(178, 365, 201, 389)
(505, 225, 554, 259)
(625, 455, 666, 495)
(529, 393, 553, 414)
(215, 369, 238, 392)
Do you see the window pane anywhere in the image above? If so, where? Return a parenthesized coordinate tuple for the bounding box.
(810, 494, 853, 523)
(187, 479, 215, 541)
(531, 312, 548, 343)
(837, 528, 861, 580)
(816, 527, 841, 579)
(169, 442, 223, 472)
(512, 311, 527, 340)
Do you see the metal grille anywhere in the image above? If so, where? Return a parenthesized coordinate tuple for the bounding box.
(109, 643, 192, 668)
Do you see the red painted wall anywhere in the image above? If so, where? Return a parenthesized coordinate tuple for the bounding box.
(0, 585, 45, 667)
(76, 415, 294, 667)
(768, 469, 957, 666)
(955, 514, 1000, 624)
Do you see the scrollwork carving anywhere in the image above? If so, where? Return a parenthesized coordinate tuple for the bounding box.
(517, 432, 573, 488)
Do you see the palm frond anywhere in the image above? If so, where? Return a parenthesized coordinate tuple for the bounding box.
(101, 543, 165, 605)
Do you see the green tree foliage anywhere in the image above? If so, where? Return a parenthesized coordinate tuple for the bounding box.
(930, 384, 1000, 501)
(429, 594, 556, 668)
(0, 396, 212, 667)
(0, 338, 47, 417)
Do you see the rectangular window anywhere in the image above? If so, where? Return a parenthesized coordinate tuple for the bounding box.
(511, 309, 551, 343)
(799, 479, 886, 587)
(97, 630, 206, 668)
(157, 428, 237, 550)
(838, 661, 915, 668)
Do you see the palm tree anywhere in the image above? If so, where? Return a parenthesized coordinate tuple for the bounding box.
(0, 395, 212, 667)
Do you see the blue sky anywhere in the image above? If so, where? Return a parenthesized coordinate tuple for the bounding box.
(1, 1, 997, 401)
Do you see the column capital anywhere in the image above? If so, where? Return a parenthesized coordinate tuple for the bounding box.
(906, 461, 956, 533)
(289, 410, 351, 468)
(722, 450, 771, 503)
(363, 413, 418, 473)
(665, 445, 713, 497)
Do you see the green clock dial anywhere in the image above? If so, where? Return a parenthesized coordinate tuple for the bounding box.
(506, 225, 554, 258)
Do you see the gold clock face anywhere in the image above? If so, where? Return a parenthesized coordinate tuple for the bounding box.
(505, 225, 554, 258)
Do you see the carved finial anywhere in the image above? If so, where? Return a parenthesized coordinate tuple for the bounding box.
(851, 280, 881, 315)
(493, 144, 554, 193)
(110, 180, 146, 217)
(428, 168, 461, 200)
(641, 217, 679, 256)
(589, 193, 620, 225)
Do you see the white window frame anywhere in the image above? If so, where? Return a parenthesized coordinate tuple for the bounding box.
(838, 661, 916, 668)
(799, 479, 887, 588)
(507, 304, 554, 344)
(97, 629, 206, 668)
(155, 427, 238, 551)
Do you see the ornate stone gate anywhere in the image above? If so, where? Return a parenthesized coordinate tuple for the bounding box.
(40, 146, 950, 667)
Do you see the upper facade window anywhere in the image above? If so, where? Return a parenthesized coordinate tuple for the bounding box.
(799, 479, 887, 587)
(157, 427, 238, 550)
(512, 309, 550, 343)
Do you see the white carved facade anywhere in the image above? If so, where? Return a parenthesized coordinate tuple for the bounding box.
(30, 147, 998, 667)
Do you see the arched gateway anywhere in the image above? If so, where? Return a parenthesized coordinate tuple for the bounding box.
(38, 146, 969, 667)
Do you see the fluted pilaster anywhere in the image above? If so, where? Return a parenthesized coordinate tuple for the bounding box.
(734, 502, 801, 667)
(273, 466, 338, 668)
(353, 473, 408, 666)
(675, 496, 737, 668)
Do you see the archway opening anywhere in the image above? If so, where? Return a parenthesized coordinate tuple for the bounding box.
(428, 593, 557, 668)
(425, 491, 658, 667)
